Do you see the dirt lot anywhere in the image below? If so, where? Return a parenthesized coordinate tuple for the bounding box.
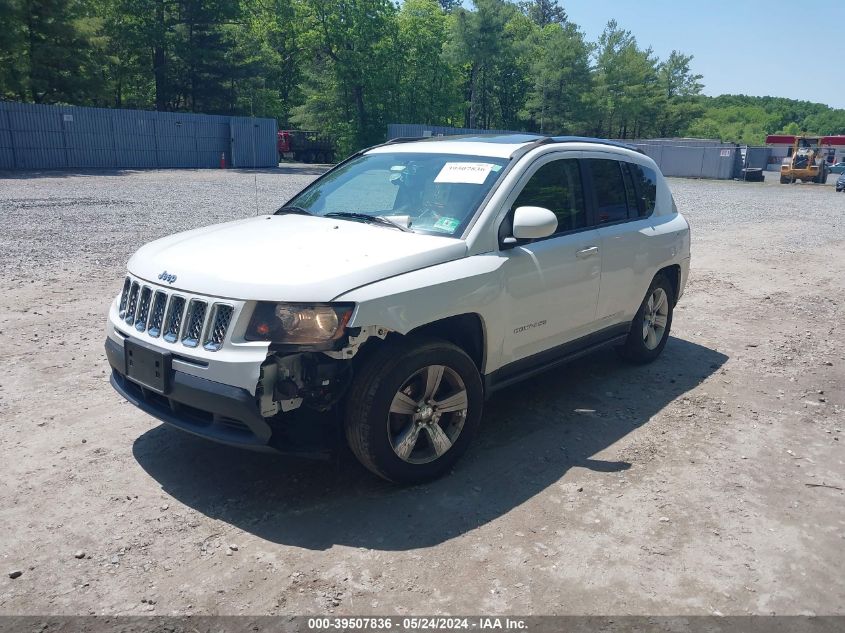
(0, 167, 843, 616)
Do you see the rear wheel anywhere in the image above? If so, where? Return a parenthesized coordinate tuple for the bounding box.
(619, 273, 674, 364)
(344, 338, 483, 484)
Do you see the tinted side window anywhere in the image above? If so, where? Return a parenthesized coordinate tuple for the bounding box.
(512, 159, 586, 234)
(588, 159, 628, 224)
(620, 162, 639, 218)
(629, 163, 658, 217)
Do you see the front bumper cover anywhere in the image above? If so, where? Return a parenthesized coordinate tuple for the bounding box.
(105, 337, 330, 456)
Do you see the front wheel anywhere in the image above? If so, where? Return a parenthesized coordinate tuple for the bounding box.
(344, 338, 483, 484)
(619, 274, 674, 364)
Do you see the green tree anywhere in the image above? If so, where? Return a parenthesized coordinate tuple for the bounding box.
(437, 0, 462, 11)
(0, 0, 106, 104)
(653, 50, 704, 137)
(397, 0, 461, 126)
(592, 20, 661, 138)
(520, 0, 566, 27)
(446, 0, 523, 129)
(520, 22, 592, 134)
(291, 0, 400, 152)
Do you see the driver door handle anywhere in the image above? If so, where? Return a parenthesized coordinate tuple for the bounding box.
(576, 246, 599, 259)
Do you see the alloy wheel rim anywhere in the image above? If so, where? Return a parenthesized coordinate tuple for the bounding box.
(642, 287, 669, 350)
(387, 365, 468, 464)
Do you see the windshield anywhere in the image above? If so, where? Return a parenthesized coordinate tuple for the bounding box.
(282, 152, 509, 237)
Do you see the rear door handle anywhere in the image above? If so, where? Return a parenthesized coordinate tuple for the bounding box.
(576, 246, 599, 259)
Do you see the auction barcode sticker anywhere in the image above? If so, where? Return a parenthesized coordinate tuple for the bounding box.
(434, 162, 495, 184)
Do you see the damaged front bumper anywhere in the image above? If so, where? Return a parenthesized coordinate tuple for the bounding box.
(105, 337, 334, 457)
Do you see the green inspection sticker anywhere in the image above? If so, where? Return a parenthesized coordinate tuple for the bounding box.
(433, 216, 461, 232)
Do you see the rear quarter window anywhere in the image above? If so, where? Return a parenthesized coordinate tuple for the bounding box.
(629, 163, 658, 217)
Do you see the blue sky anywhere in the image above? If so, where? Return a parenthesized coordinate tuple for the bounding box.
(563, 0, 845, 108)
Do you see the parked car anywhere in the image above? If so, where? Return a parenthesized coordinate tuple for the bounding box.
(837, 172, 845, 192)
(104, 134, 690, 483)
(830, 162, 845, 175)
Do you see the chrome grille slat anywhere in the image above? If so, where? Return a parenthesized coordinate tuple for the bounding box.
(118, 277, 131, 318)
(134, 286, 152, 331)
(147, 291, 168, 338)
(181, 300, 207, 348)
(204, 304, 233, 351)
(118, 276, 233, 352)
(163, 295, 186, 343)
(124, 282, 140, 324)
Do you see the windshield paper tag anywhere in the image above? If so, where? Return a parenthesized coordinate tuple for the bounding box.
(433, 216, 461, 232)
(434, 162, 495, 184)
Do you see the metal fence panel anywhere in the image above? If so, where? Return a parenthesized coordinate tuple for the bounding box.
(0, 109, 13, 169)
(230, 117, 278, 168)
(0, 101, 278, 170)
(631, 142, 741, 179)
(744, 146, 771, 170)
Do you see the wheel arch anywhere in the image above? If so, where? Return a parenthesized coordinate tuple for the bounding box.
(656, 264, 681, 305)
(352, 313, 487, 374)
(405, 313, 486, 372)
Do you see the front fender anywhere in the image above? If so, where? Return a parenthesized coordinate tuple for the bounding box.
(334, 254, 506, 371)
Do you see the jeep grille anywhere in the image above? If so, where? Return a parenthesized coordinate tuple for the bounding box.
(134, 286, 152, 331)
(118, 276, 234, 352)
(124, 282, 140, 324)
(204, 304, 234, 351)
(147, 291, 168, 338)
(182, 300, 207, 348)
(163, 295, 186, 343)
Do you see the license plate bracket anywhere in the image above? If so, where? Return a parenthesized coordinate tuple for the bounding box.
(124, 338, 171, 394)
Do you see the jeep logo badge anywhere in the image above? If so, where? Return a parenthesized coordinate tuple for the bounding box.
(158, 271, 177, 284)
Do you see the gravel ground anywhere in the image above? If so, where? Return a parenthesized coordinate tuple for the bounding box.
(0, 166, 843, 616)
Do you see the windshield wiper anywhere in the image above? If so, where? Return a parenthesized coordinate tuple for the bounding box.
(275, 205, 313, 216)
(324, 212, 411, 232)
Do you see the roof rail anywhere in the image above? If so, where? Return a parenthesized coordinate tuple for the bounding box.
(509, 136, 554, 159)
(384, 136, 428, 144)
(550, 136, 644, 153)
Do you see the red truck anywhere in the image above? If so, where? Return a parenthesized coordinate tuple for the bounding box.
(277, 130, 336, 164)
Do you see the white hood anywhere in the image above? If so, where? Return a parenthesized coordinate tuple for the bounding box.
(127, 215, 467, 301)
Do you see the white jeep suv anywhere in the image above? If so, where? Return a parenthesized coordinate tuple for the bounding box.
(105, 134, 690, 483)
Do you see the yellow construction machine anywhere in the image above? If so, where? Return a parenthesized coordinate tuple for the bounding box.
(780, 137, 829, 184)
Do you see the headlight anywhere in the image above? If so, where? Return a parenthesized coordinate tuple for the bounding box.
(245, 302, 354, 345)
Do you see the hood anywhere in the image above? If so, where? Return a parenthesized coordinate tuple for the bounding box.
(127, 215, 467, 301)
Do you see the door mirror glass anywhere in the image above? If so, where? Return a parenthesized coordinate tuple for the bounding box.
(512, 206, 558, 240)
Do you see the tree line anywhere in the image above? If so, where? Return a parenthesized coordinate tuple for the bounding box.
(2, 0, 844, 155)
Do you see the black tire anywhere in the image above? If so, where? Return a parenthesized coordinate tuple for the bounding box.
(344, 338, 483, 484)
(780, 175, 789, 184)
(315, 152, 325, 164)
(618, 273, 674, 365)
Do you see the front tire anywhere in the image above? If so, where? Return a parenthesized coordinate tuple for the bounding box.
(619, 273, 674, 364)
(344, 338, 484, 484)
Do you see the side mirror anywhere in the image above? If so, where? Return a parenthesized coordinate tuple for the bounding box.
(511, 206, 558, 240)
